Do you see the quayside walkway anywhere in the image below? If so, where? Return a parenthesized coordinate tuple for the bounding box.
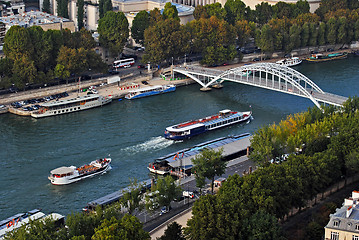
(174, 63, 348, 109)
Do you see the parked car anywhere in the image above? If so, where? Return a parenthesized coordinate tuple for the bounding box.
(137, 64, 146, 69)
(183, 191, 194, 199)
(253, 58, 261, 62)
(160, 206, 168, 215)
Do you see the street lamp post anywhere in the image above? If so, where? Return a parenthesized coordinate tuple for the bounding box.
(184, 54, 187, 67)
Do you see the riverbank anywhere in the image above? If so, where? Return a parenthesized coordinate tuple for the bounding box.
(0, 74, 195, 117)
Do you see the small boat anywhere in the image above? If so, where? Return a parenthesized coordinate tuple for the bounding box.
(306, 52, 348, 62)
(276, 57, 302, 67)
(125, 85, 176, 100)
(48, 157, 112, 185)
(164, 109, 252, 140)
(0, 105, 8, 114)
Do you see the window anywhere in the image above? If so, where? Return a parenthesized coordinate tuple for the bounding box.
(333, 221, 340, 227)
(331, 232, 339, 240)
(356, 225, 359, 231)
(353, 235, 359, 240)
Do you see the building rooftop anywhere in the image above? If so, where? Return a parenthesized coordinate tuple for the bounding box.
(326, 190, 359, 232)
(0, 10, 71, 29)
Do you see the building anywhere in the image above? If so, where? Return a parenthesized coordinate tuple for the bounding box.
(171, 0, 321, 13)
(324, 190, 359, 240)
(0, 10, 75, 33)
(1, 0, 26, 17)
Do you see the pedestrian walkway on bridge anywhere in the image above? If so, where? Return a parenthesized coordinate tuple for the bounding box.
(173, 63, 348, 109)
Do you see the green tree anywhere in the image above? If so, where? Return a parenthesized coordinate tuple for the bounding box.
(224, 0, 246, 25)
(254, 2, 272, 25)
(4, 25, 33, 61)
(54, 63, 70, 79)
(99, 0, 112, 19)
(154, 175, 182, 209)
(92, 215, 150, 240)
(301, 22, 310, 47)
(131, 10, 150, 45)
(188, 16, 236, 65)
(120, 179, 145, 214)
(318, 22, 326, 45)
(158, 222, 185, 240)
(286, 24, 301, 53)
(42, 0, 51, 13)
(28, 26, 52, 72)
(77, 0, 84, 30)
(149, 8, 163, 25)
(315, 0, 347, 19)
(294, 0, 310, 18)
(355, 20, 359, 40)
(66, 211, 100, 239)
(273, 2, 294, 19)
(308, 22, 318, 47)
(184, 195, 219, 239)
(258, 24, 274, 53)
(246, 210, 284, 240)
(193, 5, 208, 20)
(192, 148, 226, 193)
(205, 3, 224, 19)
(98, 11, 129, 57)
(163, 2, 179, 21)
(326, 17, 338, 45)
(337, 16, 348, 45)
(12, 56, 37, 88)
(57, 0, 69, 18)
(235, 20, 255, 48)
(143, 18, 190, 65)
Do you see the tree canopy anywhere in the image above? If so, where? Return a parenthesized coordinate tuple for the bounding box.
(192, 147, 226, 193)
(98, 11, 129, 57)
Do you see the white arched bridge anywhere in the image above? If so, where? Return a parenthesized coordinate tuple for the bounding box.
(173, 63, 348, 109)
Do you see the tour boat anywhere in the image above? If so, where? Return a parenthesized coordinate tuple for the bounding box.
(306, 52, 348, 62)
(164, 109, 252, 140)
(48, 158, 112, 185)
(0, 209, 45, 239)
(31, 94, 112, 118)
(0, 210, 64, 239)
(125, 85, 176, 100)
(276, 57, 302, 67)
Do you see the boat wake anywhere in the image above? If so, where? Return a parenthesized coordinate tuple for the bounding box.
(122, 136, 174, 154)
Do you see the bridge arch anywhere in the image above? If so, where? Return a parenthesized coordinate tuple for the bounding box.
(174, 63, 326, 109)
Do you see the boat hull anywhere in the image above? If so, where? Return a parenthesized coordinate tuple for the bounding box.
(31, 97, 112, 118)
(306, 52, 348, 62)
(164, 111, 252, 140)
(49, 159, 112, 185)
(125, 86, 176, 100)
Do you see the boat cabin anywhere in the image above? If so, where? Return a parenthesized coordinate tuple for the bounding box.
(50, 167, 75, 178)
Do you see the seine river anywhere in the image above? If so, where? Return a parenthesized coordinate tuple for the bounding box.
(1, 56, 359, 219)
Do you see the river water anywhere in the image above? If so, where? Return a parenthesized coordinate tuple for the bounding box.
(1, 57, 359, 219)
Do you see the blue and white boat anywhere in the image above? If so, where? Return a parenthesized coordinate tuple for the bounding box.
(125, 85, 176, 100)
(164, 109, 252, 140)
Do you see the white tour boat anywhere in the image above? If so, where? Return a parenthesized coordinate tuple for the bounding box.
(31, 94, 112, 118)
(276, 57, 302, 67)
(48, 158, 112, 185)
